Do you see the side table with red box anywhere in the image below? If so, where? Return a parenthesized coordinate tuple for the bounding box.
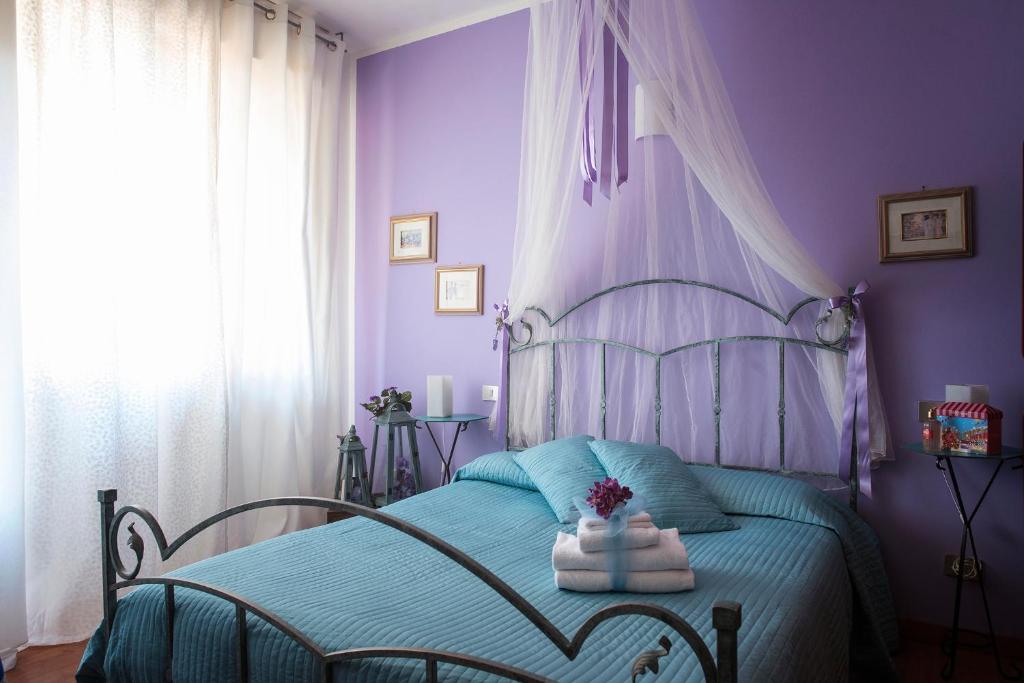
(903, 441, 1023, 680)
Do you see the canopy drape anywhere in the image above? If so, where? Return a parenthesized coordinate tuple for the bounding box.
(502, 0, 890, 485)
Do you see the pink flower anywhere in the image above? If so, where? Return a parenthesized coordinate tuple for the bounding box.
(585, 477, 634, 519)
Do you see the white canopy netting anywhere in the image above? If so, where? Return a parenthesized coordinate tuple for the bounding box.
(496, 0, 890, 493)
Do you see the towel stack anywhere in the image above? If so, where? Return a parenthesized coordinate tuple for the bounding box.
(552, 513, 695, 593)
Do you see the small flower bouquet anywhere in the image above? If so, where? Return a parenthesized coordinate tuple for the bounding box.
(360, 386, 412, 419)
(585, 477, 634, 520)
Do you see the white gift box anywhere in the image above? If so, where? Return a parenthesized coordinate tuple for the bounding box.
(944, 384, 989, 405)
(426, 375, 453, 418)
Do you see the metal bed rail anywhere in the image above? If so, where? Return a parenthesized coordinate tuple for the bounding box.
(98, 490, 741, 682)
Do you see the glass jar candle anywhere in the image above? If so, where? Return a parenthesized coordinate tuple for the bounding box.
(922, 408, 941, 451)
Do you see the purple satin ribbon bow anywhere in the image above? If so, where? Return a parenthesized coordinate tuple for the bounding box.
(828, 281, 872, 497)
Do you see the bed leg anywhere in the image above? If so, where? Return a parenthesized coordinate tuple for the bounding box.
(98, 489, 118, 640)
(236, 604, 248, 682)
(712, 601, 742, 683)
(164, 585, 175, 682)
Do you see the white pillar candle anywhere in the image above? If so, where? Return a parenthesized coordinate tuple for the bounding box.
(426, 375, 453, 418)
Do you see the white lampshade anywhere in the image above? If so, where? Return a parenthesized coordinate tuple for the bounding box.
(635, 81, 671, 140)
(426, 375, 453, 418)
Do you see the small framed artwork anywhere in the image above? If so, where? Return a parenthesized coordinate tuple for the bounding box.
(435, 265, 484, 315)
(878, 186, 973, 262)
(389, 212, 437, 264)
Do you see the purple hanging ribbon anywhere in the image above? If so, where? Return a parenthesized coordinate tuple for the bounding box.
(579, 0, 598, 205)
(828, 281, 872, 498)
(614, 0, 629, 189)
(580, 0, 628, 204)
(598, 21, 615, 198)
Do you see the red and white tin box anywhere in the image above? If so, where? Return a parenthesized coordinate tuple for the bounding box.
(935, 402, 1002, 455)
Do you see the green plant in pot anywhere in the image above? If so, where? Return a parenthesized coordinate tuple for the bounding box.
(360, 386, 412, 419)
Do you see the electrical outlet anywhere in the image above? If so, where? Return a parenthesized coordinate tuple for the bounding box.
(482, 385, 499, 401)
(944, 554, 981, 581)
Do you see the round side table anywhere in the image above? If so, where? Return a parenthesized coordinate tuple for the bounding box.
(415, 414, 488, 485)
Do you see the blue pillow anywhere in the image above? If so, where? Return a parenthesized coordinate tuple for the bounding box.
(589, 440, 738, 534)
(453, 451, 538, 491)
(513, 435, 605, 522)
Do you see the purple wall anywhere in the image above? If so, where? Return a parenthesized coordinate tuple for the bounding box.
(695, 0, 1024, 638)
(355, 11, 528, 490)
(356, 2, 1024, 635)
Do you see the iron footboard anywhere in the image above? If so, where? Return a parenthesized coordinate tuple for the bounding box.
(98, 490, 741, 682)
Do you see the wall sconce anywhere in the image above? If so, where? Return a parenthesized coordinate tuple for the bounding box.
(635, 80, 671, 140)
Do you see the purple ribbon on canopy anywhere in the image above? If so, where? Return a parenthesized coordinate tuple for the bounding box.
(579, 0, 629, 205)
(828, 281, 872, 498)
(578, 0, 598, 204)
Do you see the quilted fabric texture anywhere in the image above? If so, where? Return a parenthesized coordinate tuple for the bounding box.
(690, 464, 900, 661)
(453, 451, 538, 491)
(588, 440, 739, 534)
(512, 434, 603, 522)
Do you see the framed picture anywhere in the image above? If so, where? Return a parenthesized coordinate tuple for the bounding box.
(435, 265, 483, 315)
(878, 187, 973, 262)
(389, 212, 437, 264)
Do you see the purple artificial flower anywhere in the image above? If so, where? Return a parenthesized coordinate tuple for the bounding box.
(491, 298, 511, 351)
(393, 455, 416, 501)
(585, 477, 634, 519)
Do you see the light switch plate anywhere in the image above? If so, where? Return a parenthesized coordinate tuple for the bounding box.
(482, 385, 499, 401)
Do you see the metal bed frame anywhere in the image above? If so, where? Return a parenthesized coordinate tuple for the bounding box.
(503, 279, 856, 507)
(97, 492, 740, 682)
(96, 278, 857, 682)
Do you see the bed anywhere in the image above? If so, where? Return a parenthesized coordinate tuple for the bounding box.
(78, 279, 898, 681)
(78, 461, 896, 682)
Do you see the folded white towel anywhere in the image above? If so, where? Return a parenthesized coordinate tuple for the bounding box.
(554, 568, 695, 593)
(577, 524, 660, 552)
(552, 529, 688, 572)
(578, 512, 653, 530)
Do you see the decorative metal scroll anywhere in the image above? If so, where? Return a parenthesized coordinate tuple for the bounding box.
(502, 279, 853, 496)
(98, 490, 742, 683)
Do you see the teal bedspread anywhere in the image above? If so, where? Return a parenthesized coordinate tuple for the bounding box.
(78, 464, 897, 682)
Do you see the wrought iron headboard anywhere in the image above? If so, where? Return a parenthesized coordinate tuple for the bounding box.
(502, 279, 858, 506)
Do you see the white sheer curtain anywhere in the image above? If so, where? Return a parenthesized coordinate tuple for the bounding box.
(1, 0, 27, 669)
(6, 0, 348, 647)
(504, 0, 599, 442)
(218, 0, 348, 549)
(14, 0, 227, 645)
(507, 0, 890, 478)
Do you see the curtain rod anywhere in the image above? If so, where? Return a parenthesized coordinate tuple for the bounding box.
(250, 1, 344, 52)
